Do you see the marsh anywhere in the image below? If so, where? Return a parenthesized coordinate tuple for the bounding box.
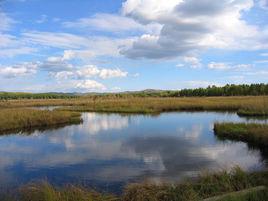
(0, 111, 267, 194)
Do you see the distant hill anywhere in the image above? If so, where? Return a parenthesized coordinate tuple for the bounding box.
(1, 83, 268, 99)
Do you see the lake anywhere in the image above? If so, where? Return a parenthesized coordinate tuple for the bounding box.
(0, 111, 267, 193)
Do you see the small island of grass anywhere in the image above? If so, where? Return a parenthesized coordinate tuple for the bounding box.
(0, 108, 82, 134)
(237, 109, 268, 117)
(214, 123, 268, 148)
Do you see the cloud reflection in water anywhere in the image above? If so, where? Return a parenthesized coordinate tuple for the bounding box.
(0, 112, 266, 191)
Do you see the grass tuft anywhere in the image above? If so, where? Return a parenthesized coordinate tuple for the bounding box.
(19, 182, 118, 201)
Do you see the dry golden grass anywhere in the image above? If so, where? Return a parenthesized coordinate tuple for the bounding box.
(0, 96, 267, 134)
(0, 108, 82, 134)
(1, 96, 267, 114)
(56, 96, 268, 114)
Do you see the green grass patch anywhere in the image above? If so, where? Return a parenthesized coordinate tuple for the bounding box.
(211, 188, 268, 201)
(237, 109, 268, 117)
(214, 123, 268, 147)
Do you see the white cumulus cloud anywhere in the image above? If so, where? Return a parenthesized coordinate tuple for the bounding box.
(75, 80, 106, 91)
(0, 62, 38, 78)
(121, 0, 268, 59)
(52, 65, 128, 80)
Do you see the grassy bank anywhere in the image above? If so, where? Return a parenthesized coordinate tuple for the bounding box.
(18, 182, 118, 201)
(56, 96, 268, 116)
(0, 108, 82, 134)
(2, 168, 267, 201)
(237, 98, 268, 117)
(122, 168, 268, 201)
(1, 96, 267, 115)
(205, 187, 268, 201)
(237, 109, 268, 117)
(214, 123, 268, 147)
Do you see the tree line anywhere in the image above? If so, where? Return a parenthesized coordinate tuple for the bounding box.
(0, 84, 268, 99)
(114, 83, 268, 97)
(0, 92, 76, 100)
(178, 83, 268, 97)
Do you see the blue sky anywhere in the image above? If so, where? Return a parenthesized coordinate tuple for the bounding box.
(0, 0, 268, 92)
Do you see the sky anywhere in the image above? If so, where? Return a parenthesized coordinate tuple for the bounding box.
(0, 0, 268, 92)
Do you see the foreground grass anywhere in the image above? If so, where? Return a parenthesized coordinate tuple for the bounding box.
(0, 108, 82, 134)
(214, 123, 268, 147)
(211, 188, 268, 201)
(18, 182, 118, 201)
(2, 167, 267, 201)
(122, 168, 268, 201)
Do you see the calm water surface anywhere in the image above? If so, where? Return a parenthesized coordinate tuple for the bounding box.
(0, 112, 267, 193)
